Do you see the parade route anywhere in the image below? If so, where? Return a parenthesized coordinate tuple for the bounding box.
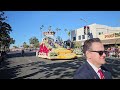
(0, 51, 120, 79)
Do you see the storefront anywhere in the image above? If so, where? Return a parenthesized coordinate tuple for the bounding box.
(98, 32, 120, 48)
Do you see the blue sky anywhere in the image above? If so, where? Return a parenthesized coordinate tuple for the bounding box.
(5, 11, 120, 47)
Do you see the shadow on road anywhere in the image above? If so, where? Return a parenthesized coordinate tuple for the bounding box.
(0, 59, 19, 79)
(0, 57, 120, 79)
(0, 57, 85, 79)
(13, 60, 82, 79)
(105, 58, 120, 79)
(7, 52, 36, 58)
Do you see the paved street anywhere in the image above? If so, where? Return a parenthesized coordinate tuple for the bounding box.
(0, 51, 120, 79)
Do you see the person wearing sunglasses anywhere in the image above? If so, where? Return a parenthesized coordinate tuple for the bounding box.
(73, 38, 112, 79)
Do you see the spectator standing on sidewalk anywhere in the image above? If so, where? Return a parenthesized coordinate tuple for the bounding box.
(115, 46, 119, 58)
(21, 49, 24, 57)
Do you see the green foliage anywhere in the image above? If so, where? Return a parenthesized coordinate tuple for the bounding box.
(73, 41, 81, 48)
(10, 38, 15, 44)
(23, 42, 29, 49)
(29, 36, 39, 48)
(34, 42, 39, 48)
(0, 11, 15, 51)
(13, 46, 18, 48)
(56, 36, 63, 44)
(23, 42, 26, 48)
(73, 48, 83, 55)
(49, 52, 58, 56)
(68, 31, 70, 37)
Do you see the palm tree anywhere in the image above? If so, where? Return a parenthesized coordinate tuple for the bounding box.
(68, 31, 71, 40)
(64, 29, 71, 40)
(48, 26, 52, 31)
(40, 25, 44, 41)
(56, 28, 61, 37)
(64, 29, 67, 34)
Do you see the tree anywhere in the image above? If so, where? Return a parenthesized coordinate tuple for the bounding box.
(10, 38, 15, 45)
(40, 25, 44, 40)
(56, 36, 63, 44)
(0, 11, 15, 51)
(13, 46, 18, 48)
(73, 41, 81, 48)
(64, 29, 71, 40)
(56, 28, 61, 37)
(29, 37, 39, 48)
(23, 42, 29, 49)
(68, 31, 71, 40)
(64, 29, 71, 48)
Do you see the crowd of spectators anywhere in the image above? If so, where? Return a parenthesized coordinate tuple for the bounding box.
(106, 46, 120, 58)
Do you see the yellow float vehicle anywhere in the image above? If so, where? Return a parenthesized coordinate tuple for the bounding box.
(37, 37, 77, 60)
(36, 29, 77, 60)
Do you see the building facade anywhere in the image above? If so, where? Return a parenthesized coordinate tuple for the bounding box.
(71, 23, 120, 47)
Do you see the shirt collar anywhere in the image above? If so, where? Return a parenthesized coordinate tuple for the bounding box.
(87, 60, 101, 73)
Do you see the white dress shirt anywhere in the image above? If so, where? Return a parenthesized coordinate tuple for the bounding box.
(87, 60, 101, 78)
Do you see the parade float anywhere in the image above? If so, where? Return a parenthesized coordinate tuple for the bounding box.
(36, 28, 77, 60)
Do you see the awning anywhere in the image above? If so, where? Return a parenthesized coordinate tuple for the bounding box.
(101, 38, 120, 45)
(72, 38, 120, 45)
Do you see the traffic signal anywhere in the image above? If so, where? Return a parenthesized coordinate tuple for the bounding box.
(84, 26, 90, 35)
(87, 26, 90, 34)
(84, 26, 86, 35)
(87, 26, 90, 39)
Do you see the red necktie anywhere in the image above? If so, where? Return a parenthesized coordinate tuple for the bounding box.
(98, 69, 105, 79)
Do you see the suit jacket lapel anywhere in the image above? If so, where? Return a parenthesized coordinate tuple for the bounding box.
(101, 68, 110, 79)
(85, 61, 100, 79)
(101, 66, 111, 79)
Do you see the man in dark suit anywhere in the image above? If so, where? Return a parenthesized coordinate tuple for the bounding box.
(73, 38, 112, 79)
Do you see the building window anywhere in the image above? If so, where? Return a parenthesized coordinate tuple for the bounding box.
(98, 32, 101, 35)
(78, 35, 81, 40)
(98, 32, 103, 35)
(82, 35, 85, 39)
(73, 37, 76, 41)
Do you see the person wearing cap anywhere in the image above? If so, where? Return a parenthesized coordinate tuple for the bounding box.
(73, 38, 112, 79)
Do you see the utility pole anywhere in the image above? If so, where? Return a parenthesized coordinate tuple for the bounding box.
(80, 18, 88, 40)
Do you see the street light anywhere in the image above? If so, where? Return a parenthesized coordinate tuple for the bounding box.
(80, 18, 90, 40)
(80, 18, 88, 25)
(80, 18, 89, 50)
